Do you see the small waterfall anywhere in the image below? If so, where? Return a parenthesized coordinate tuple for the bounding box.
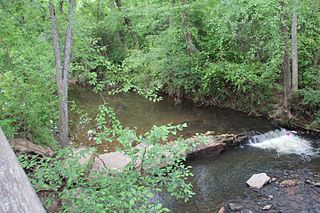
(248, 128, 318, 157)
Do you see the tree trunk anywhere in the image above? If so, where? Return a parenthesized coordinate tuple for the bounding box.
(181, 0, 197, 54)
(49, 0, 76, 147)
(115, 0, 140, 49)
(169, 0, 174, 29)
(280, 1, 292, 114)
(0, 128, 46, 213)
(291, 9, 298, 91)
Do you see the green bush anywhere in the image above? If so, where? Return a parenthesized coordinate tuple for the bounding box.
(19, 105, 197, 212)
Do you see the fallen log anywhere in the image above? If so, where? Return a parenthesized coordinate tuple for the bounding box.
(10, 138, 53, 157)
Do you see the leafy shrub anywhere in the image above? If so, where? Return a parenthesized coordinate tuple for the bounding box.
(0, 43, 58, 147)
(19, 105, 196, 212)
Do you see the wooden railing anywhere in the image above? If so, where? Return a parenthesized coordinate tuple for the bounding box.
(0, 128, 46, 213)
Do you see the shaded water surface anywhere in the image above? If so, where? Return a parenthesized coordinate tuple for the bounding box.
(69, 85, 273, 152)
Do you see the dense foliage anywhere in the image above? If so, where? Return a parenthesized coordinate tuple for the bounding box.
(0, 0, 319, 211)
(19, 106, 196, 212)
(1, 0, 320, 143)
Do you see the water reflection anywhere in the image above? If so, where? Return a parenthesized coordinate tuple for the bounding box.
(69, 85, 273, 152)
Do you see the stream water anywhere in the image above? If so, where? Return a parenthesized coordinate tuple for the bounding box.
(70, 85, 273, 151)
(70, 85, 320, 212)
(157, 141, 320, 212)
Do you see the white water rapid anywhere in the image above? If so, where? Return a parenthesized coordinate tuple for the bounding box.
(248, 129, 319, 157)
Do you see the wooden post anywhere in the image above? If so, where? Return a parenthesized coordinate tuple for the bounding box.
(0, 128, 46, 213)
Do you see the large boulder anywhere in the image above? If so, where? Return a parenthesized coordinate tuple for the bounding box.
(246, 173, 270, 189)
(185, 134, 227, 160)
(92, 152, 131, 172)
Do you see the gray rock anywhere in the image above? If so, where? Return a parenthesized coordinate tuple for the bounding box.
(183, 133, 244, 160)
(218, 206, 225, 213)
(228, 203, 243, 211)
(92, 151, 131, 172)
(312, 182, 320, 187)
(63, 147, 96, 172)
(246, 173, 270, 189)
(72, 147, 96, 167)
(262, 204, 272, 211)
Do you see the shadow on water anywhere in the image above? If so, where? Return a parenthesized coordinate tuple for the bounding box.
(69, 85, 273, 152)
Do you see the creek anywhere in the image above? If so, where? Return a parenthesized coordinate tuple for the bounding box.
(70, 85, 320, 212)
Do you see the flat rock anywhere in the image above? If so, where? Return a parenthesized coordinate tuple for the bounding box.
(246, 173, 270, 189)
(92, 152, 131, 172)
(228, 203, 243, 211)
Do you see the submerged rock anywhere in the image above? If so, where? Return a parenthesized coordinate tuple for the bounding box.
(280, 179, 299, 188)
(268, 195, 274, 200)
(228, 203, 243, 211)
(246, 173, 270, 189)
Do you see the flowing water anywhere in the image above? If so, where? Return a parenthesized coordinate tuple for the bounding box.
(248, 129, 319, 157)
(70, 86, 320, 212)
(158, 131, 320, 212)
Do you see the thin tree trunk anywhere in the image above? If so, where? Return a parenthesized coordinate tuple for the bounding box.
(280, 1, 292, 115)
(115, 0, 140, 49)
(169, 0, 174, 29)
(283, 39, 291, 110)
(181, 0, 197, 54)
(291, 10, 298, 91)
(49, 0, 76, 147)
